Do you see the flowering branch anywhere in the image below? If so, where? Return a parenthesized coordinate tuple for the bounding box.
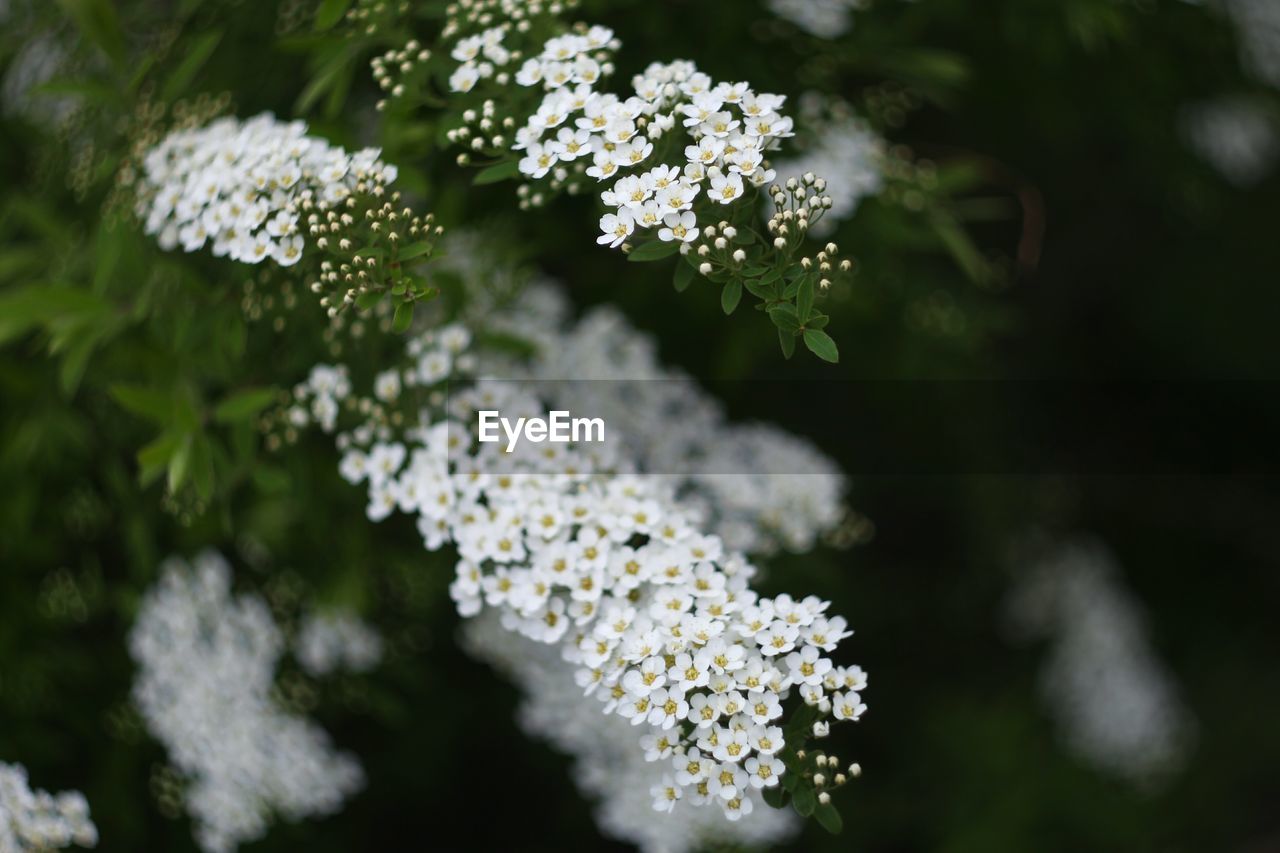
(355, 0, 854, 361)
(274, 275, 869, 831)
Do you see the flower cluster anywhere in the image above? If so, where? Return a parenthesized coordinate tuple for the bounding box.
(774, 99, 886, 236)
(129, 551, 364, 853)
(507, 40, 795, 249)
(136, 113, 397, 266)
(294, 610, 384, 677)
(463, 612, 799, 852)
(1006, 538, 1194, 786)
(371, 38, 432, 110)
(287, 285, 867, 824)
(0, 763, 97, 852)
(432, 255, 848, 555)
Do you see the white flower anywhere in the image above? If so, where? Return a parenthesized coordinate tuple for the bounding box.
(647, 687, 690, 730)
(657, 211, 697, 243)
(518, 143, 557, 178)
(744, 755, 784, 788)
(650, 776, 682, 814)
(756, 622, 798, 656)
(597, 209, 635, 248)
(374, 370, 402, 402)
(707, 762, 748, 801)
(449, 64, 481, 92)
(832, 691, 867, 721)
(709, 172, 745, 204)
(785, 644, 832, 686)
(656, 180, 699, 213)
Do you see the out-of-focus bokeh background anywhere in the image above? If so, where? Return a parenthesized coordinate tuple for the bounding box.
(2, 0, 1278, 850)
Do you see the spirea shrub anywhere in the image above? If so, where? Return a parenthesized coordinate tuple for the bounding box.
(0, 0, 1014, 846)
(273, 268, 868, 828)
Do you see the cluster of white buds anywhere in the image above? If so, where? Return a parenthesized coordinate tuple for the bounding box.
(775, 95, 887, 236)
(766, 171, 836, 251)
(341, 0, 412, 37)
(441, 0, 580, 42)
(371, 39, 432, 111)
(808, 752, 864, 804)
(446, 99, 520, 166)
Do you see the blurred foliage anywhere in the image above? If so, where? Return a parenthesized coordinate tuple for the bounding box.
(2, 0, 1279, 851)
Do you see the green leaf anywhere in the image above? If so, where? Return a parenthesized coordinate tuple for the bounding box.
(762, 785, 789, 809)
(769, 304, 801, 332)
(213, 388, 276, 424)
(110, 385, 171, 423)
(792, 785, 816, 817)
(796, 277, 815, 322)
(779, 328, 796, 360)
(59, 333, 99, 396)
(815, 801, 844, 834)
(393, 301, 415, 333)
(168, 434, 193, 494)
(314, 0, 353, 30)
(191, 434, 215, 504)
(138, 432, 179, 487)
(55, 0, 126, 67)
(253, 465, 292, 494)
(803, 329, 839, 363)
(626, 240, 680, 263)
(0, 286, 110, 346)
(355, 291, 382, 311)
(721, 280, 742, 315)
(673, 260, 696, 292)
(162, 30, 223, 101)
(472, 160, 519, 185)
(743, 279, 774, 300)
(396, 241, 433, 261)
(295, 42, 360, 115)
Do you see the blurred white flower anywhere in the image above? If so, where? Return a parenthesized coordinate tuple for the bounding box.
(129, 551, 364, 852)
(767, 0, 869, 38)
(1007, 537, 1195, 786)
(0, 763, 97, 851)
(1182, 96, 1280, 186)
(294, 610, 384, 677)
